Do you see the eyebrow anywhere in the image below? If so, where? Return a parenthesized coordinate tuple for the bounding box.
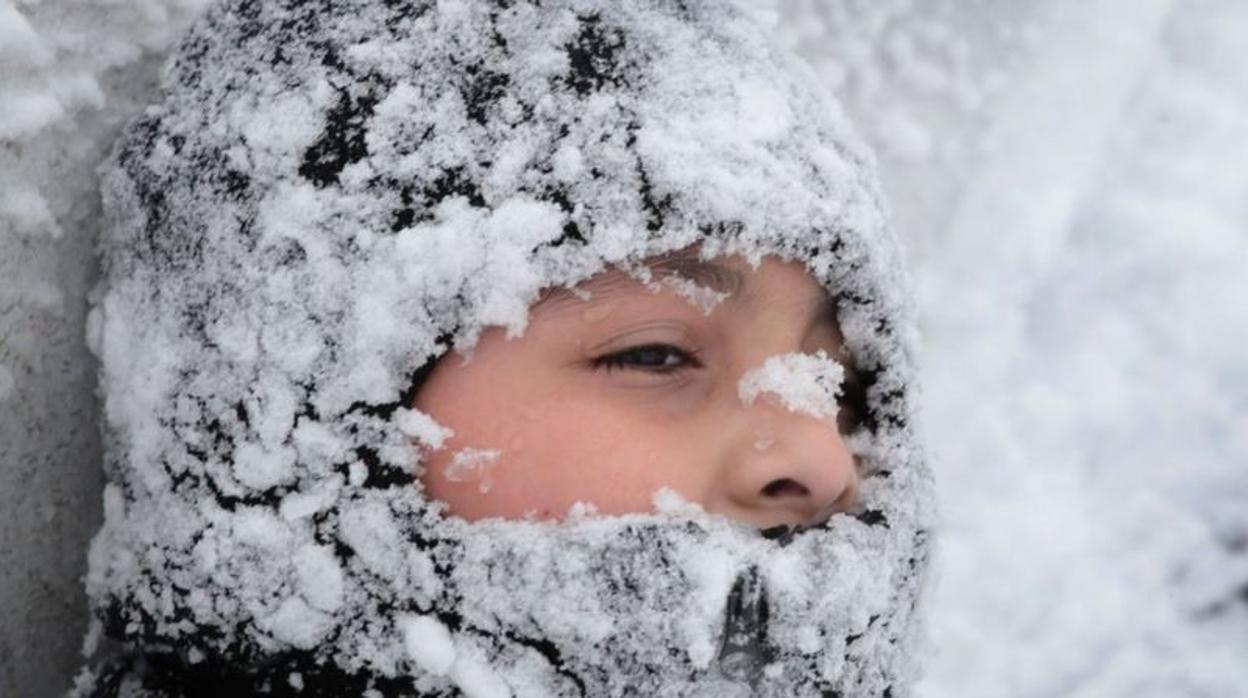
(534, 249, 746, 311)
(534, 251, 864, 377)
(648, 250, 746, 297)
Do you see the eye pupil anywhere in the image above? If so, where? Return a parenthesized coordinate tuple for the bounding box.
(636, 347, 675, 366)
(593, 343, 698, 373)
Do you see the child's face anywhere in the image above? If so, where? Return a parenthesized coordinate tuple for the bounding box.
(413, 252, 863, 529)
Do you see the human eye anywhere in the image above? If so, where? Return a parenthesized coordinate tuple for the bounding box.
(590, 343, 702, 374)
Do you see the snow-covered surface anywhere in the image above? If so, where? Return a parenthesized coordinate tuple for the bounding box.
(778, 0, 1248, 695)
(0, 0, 1244, 696)
(74, 0, 928, 695)
(0, 0, 208, 696)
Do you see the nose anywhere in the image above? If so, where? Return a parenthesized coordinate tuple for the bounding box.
(718, 396, 858, 529)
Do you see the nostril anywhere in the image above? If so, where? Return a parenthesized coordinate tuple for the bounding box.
(760, 478, 809, 498)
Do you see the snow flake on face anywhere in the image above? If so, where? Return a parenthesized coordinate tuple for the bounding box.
(443, 448, 500, 494)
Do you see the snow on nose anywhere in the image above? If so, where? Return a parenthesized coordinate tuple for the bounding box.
(737, 350, 844, 422)
(726, 351, 856, 528)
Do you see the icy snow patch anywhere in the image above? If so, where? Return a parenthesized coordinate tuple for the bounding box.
(232, 441, 297, 491)
(293, 544, 344, 613)
(260, 596, 334, 649)
(738, 351, 844, 421)
(399, 614, 510, 698)
(398, 614, 457, 676)
(278, 477, 340, 521)
(447, 650, 512, 698)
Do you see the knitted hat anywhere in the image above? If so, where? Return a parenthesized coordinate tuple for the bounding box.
(81, 0, 932, 695)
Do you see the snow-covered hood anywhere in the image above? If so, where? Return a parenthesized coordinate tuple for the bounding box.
(82, 0, 933, 695)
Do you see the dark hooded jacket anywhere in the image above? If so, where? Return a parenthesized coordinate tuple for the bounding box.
(77, 0, 933, 695)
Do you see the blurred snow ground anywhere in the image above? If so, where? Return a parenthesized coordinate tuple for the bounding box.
(779, 0, 1248, 695)
(1, 0, 1245, 695)
(1, 1, 211, 695)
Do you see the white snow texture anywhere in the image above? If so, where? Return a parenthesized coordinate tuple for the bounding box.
(74, 0, 929, 696)
(738, 350, 845, 422)
(1, 0, 212, 695)
(778, 0, 1248, 695)
(1, 0, 1245, 697)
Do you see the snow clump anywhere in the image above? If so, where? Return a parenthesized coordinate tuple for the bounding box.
(738, 350, 845, 421)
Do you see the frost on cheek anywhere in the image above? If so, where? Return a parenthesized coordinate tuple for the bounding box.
(737, 351, 845, 421)
(444, 448, 500, 493)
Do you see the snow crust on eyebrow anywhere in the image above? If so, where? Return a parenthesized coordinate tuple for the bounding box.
(658, 273, 732, 315)
(645, 252, 743, 314)
(533, 250, 744, 316)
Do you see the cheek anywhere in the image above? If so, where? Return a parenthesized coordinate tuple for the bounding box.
(514, 407, 675, 516)
(421, 390, 696, 520)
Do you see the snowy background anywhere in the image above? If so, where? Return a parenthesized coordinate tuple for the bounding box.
(2, 0, 1245, 695)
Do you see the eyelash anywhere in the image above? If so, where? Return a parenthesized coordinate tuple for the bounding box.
(591, 343, 873, 432)
(590, 343, 703, 374)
